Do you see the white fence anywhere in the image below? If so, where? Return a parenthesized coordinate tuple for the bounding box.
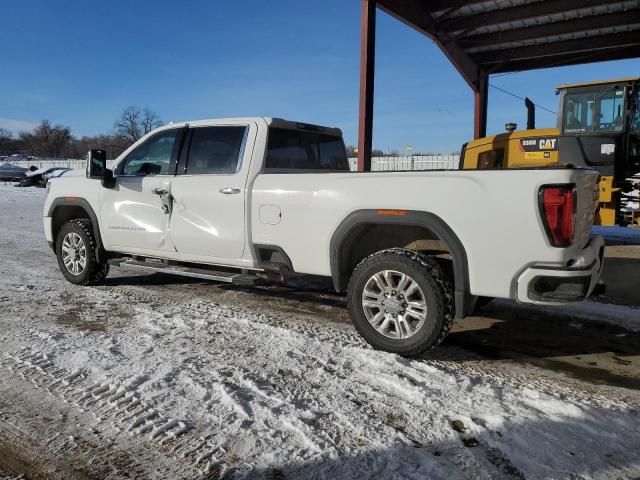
(9, 159, 117, 170)
(348, 155, 460, 171)
(10, 154, 460, 173)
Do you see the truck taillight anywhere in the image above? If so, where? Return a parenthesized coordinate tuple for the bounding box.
(539, 185, 576, 248)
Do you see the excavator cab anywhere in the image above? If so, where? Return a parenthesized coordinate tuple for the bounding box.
(461, 77, 640, 226)
(556, 78, 640, 225)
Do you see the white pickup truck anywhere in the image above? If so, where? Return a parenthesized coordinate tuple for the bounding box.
(43, 117, 605, 355)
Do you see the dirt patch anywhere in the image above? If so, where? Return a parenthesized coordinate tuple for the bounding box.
(54, 293, 132, 333)
(56, 305, 107, 332)
(447, 302, 640, 390)
(0, 445, 34, 480)
(606, 245, 640, 259)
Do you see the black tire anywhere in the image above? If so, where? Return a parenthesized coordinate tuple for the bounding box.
(347, 248, 454, 357)
(55, 218, 109, 285)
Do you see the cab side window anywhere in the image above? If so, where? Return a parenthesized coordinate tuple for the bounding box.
(185, 126, 246, 174)
(265, 128, 349, 171)
(122, 129, 179, 176)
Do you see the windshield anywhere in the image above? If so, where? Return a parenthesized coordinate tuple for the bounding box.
(563, 87, 626, 133)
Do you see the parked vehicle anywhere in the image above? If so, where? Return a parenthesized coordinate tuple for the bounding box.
(17, 167, 73, 188)
(17, 167, 44, 187)
(43, 118, 605, 355)
(462, 77, 640, 227)
(0, 163, 29, 181)
(4, 154, 30, 163)
(43, 168, 73, 186)
(38, 167, 72, 187)
(17, 167, 47, 187)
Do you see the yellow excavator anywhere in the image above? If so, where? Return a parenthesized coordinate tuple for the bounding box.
(461, 77, 640, 226)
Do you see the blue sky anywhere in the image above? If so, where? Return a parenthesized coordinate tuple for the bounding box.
(2, 0, 639, 152)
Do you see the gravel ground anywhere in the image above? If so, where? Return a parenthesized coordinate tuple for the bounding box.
(1, 184, 639, 480)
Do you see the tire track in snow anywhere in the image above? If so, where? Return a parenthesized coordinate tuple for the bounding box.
(0, 344, 325, 478)
(4, 247, 639, 412)
(6, 281, 636, 479)
(0, 348, 193, 459)
(104, 282, 640, 411)
(2, 193, 639, 479)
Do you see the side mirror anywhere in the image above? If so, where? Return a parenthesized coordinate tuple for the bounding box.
(87, 149, 107, 178)
(102, 168, 116, 188)
(87, 149, 116, 188)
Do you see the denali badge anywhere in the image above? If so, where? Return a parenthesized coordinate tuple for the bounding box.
(108, 226, 145, 231)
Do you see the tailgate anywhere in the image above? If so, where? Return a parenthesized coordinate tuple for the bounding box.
(573, 170, 600, 248)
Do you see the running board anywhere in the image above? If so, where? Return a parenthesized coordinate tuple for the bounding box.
(109, 259, 259, 286)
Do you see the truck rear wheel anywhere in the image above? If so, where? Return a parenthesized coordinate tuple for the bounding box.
(55, 219, 109, 285)
(347, 248, 454, 356)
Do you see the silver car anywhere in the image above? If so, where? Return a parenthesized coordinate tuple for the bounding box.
(0, 163, 29, 181)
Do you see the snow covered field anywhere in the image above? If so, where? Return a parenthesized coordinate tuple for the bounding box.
(1, 184, 639, 480)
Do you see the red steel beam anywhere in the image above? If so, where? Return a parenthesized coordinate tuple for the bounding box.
(473, 71, 488, 139)
(358, 0, 376, 172)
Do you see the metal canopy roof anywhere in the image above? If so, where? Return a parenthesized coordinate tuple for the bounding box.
(356, 0, 640, 170)
(377, 0, 640, 87)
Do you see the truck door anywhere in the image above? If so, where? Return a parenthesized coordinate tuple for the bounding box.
(168, 122, 254, 261)
(100, 128, 183, 253)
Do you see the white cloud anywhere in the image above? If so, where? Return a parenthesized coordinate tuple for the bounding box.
(0, 118, 38, 135)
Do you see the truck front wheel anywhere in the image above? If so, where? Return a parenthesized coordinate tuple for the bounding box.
(55, 219, 109, 285)
(347, 248, 454, 356)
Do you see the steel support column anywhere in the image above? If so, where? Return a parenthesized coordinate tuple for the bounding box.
(473, 71, 488, 139)
(358, 0, 376, 172)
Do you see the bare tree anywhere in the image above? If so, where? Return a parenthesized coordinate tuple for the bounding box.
(49, 124, 72, 158)
(0, 128, 13, 154)
(70, 134, 126, 160)
(18, 120, 72, 157)
(114, 106, 162, 145)
(114, 106, 141, 143)
(141, 108, 162, 136)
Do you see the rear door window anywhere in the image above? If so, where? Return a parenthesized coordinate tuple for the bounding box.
(265, 128, 349, 171)
(184, 126, 246, 174)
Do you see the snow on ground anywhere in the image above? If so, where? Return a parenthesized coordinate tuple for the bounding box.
(1, 184, 639, 479)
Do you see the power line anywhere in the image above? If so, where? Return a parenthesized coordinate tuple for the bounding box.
(493, 72, 519, 78)
(489, 83, 557, 115)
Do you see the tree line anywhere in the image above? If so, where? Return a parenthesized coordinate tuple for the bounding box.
(0, 106, 162, 160)
(0, 109, 459, 160)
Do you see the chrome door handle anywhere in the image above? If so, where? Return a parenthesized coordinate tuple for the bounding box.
(220, 187, 241, 195)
